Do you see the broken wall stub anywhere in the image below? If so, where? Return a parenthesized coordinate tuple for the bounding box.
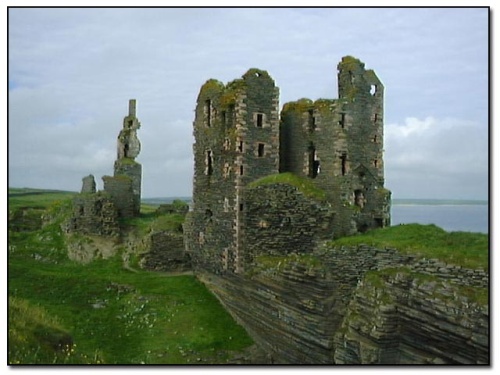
(65, 192, 119, 236)
(81, 174, 97, 194)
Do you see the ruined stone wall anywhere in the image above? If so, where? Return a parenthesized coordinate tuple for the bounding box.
(114, 160, 141, 216)
(202, 245, 488, 364)
(65, 192, 119, 236)
(102, 175, 135, 219)
(244, 183, 335, 258)
(140, 231, 191, 272)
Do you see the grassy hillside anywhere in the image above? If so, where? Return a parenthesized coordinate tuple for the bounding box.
(8, 189, 253, 364)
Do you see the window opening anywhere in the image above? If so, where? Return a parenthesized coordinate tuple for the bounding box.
(339, 113, 346, 128)
(223, 162, 231, 178)
(221, 111, 226, 125)
(372, 135, 378, 143)
(238, 141, 244, 152)
(256, 113, 263, 128)
(354, 190, 365, 208)
(258, 143, 265, 157)
(239, 203, 244, 211)
(340, 153, 347, 176)
(307, 143, 320, 179)
(373, 159, 378, 168)
(373, 113, 379, 123)
(240, 165, 244, 176)
(206, 150, 213, 175)
(370, 85, 377, 96)
(308, 109, 316, 132)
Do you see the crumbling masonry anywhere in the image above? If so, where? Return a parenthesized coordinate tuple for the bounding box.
(66, 100, 142, 235)
(184, 56, 391, 275)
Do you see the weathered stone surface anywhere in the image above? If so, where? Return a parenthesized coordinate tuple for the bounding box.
(199, 245, 488, 364)
(333, 271, 489, 364)
(65, 192, 119, 237)
(140, 231, 191, 272)
(81, 174, 96, 193)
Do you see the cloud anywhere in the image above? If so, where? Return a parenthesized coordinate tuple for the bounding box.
(385, 117, 488, 200)
(7, 8, 488, 199)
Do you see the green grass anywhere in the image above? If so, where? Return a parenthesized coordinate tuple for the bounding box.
(8, 187, 76, 210)
(8, 190, 253, 364)
(328, 224, 489, 270)
(248, 172, 327, 201)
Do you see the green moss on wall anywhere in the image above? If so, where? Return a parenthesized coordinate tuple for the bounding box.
(248, 172, 327, 201)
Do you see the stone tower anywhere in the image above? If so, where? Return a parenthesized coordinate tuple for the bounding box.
(280, 56, 390, 236)
(103, 99, 142, 218)
(185, 69, 280, 274)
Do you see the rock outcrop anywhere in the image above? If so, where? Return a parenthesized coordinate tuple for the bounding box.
(199, 245, 489, 364)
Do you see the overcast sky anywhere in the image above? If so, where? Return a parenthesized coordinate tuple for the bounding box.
(8, 7, 489, 200)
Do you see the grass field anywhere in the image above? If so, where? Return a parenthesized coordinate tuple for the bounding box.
(8, 188, 253, 364)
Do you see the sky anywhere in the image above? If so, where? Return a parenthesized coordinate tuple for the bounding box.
(7, 6, 489, 200)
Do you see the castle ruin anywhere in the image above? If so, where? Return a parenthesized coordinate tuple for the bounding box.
(66, 99, 142, 235)
(184, 56, 391, 274)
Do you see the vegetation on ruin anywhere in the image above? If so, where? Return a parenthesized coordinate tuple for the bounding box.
(248, 172, 327, 201)
(117, 157, 138, 165)
(363, 267, 488, 306)
(251, 253, 324, 273)
(282, 98, 313, 113)
(8, 189, 253, 364)
(328, 224, 488, 271)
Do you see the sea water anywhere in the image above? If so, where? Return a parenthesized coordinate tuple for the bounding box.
(391, 203, 489, 234)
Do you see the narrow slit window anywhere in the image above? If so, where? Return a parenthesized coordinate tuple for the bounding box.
(307, 143, 320, 179)
(238, 141, 244, 152)
(308, 109, 316, 132)
(258, 143, 265, 157)
(340, 153, 347, 176)
(256, 113, 263, 128)
(370, 85, 377, 96)
(221, 111, 226, 125)
(206, 150, 213, 175)
(373, 113, 379, 123)
(339, 113, 346, 128)
(239, 203, 244, 212)
(373, 159, 379, 168)
(240, 165, 244, 176)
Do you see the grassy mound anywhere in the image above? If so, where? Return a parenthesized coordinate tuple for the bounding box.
(248, 172, 326, 201)
(329, 223, 488, 270)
